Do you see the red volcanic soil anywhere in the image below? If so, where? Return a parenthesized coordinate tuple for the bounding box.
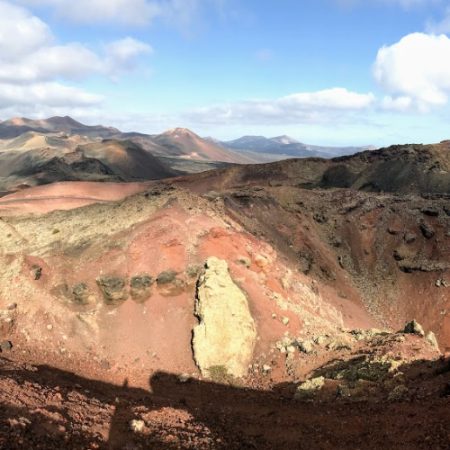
(0, 181, 153, 215)
(0, 153, 449, 449)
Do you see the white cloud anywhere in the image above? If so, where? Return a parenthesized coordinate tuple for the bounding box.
(0, 1, 151, 116)
(281, 88, 375, 110)
(184, 88, 375, 125)
(0, 1, 52, 60)
(0, 83, 103, 107)
(374, 32, 450, 111)
(105, 38, 153, 71)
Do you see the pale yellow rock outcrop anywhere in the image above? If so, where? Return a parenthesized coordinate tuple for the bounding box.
(192, 257, 257, 378)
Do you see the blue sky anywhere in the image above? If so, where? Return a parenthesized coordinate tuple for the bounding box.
(2, 0, 450, 146)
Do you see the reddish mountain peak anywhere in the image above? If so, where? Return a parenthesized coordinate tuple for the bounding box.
(162, 127, 200, 139)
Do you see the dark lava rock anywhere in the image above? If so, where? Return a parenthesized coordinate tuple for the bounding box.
(156, 270, 178, 285)
(72, 283, 91, 305)
(31, 265, 42, 280)
(419, 222, 435, 239)
(313, 213, 327, 224)
(96, 276, 128, 305)
(403, 320, 425, 336)
(420, 207, 439, 217)
(130, 275, 154, 302)
(393, 250, 405, 261)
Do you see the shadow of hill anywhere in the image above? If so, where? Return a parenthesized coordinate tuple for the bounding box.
(0, 357, 449, 450)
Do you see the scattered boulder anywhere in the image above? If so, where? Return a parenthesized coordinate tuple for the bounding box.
(404, 232, 417, 244)
(31, 265, 42, 281)
(298, 340, 314, 354)
(403, 320, 425, 337)
(177, 373, 190, 383)
(313, 212, 327, 224)
(298, 253, 313, 274)
(426, 331, 439, 350)
(0, 340, 13, 352)
(156, 270, 177, 285)
(254, 254, 270, 269)
(129, 419, 145, 433)
(96, 276, 128, 305)
(419, 222, 435, 239)
(130, 275, 153, 302)
(237, 256, 251, 268)
(294, 376, 325, 400)
(72, 283, 92, 305)
(420, 207, 439, 217)
(388, 384, 409, 401)
(192, 257, 257, 379)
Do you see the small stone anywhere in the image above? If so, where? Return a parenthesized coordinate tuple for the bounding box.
(7, 303, 17, 311)
(262, 364, 272, 374)
(281, 317, 290, 326)
(178, 373, 190, 383)
(314, 336, 327, 346)
(31, 265, 42, 280)
(294, 376, 325, 400)
(271, 313, 277, 319)
(286, 345, 296, 354)
(237, 257, 251, 268)
(388, 384, 409, 401)
(46, 324, 53, 331)
(299, 340, 314, 354)
(0, 340, 13, 352)
(336, 384, 351, 398)
(404, 232, 417, 244)
(436, 279, 442, 287)
(419, 222, 435, 239)
(403, 320, 425, 337)
(129, 419, 145, 433)
(426, 331, 439, 350)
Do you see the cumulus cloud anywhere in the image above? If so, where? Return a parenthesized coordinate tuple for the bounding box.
(0, 1, 52, 59)
(0, 1, 151, 116)
(374, 32, 450, 111)
(0, 83, 102, 107)
(184, 88, 375, 125)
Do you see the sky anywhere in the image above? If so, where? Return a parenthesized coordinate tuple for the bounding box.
(2, 0, 450, 146)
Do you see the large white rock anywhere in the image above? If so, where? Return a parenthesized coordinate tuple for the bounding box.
(192, 257, 257, 378)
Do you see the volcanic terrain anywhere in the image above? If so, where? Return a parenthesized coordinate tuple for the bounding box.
(0, 137, 449, 449)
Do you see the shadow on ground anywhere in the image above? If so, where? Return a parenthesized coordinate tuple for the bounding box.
(0, 357, 449, 450)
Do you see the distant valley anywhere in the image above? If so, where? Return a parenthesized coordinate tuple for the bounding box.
(0, 116, 373, 194)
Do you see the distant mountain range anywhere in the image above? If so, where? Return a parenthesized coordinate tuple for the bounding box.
(0, 115, 375, 194)
(218, 135, 375, 158)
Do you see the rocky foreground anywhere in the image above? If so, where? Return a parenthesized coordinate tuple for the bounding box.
(0, 143, 449, 449)
(0, 329, 449, 450)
